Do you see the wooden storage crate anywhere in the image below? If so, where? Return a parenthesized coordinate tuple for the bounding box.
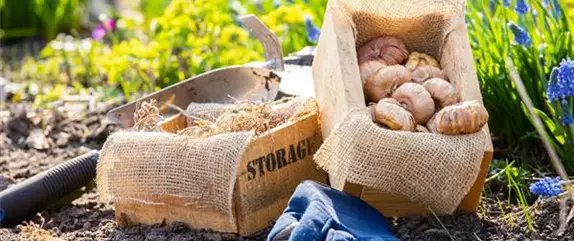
(113, 111, 328, 236)
(311, 1, 493, 217)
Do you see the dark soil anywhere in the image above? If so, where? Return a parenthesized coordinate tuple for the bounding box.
(1, 101, 574, 241)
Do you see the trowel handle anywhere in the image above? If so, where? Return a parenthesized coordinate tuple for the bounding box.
(238, 14, 285, 71)
(0, 150, 99, 226)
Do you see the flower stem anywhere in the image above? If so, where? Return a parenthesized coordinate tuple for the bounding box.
(506, 57, 569, 180)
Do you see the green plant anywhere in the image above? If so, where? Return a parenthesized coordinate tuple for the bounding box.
(0, 0, 86, 40)
(467, 0, 574, 165)
(486, 159, 535, 230)
(18, 0, 327, 106)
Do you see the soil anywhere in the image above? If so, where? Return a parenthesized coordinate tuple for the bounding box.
(1, 101, 574, 241)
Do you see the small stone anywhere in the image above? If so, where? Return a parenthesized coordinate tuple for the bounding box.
(26, 128, 50, 150)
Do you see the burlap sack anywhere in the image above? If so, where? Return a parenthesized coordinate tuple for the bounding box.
(97, 97, 318, 219)
(313, 0, 487, 214)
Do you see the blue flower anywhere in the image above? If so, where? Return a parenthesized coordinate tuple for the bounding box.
(547, 67, 560, 101)
(562, 113, 574, 126)
(503, 0, 512, 7)
(558, 58, 574, 90)
(529, 176, 562, 197)
(550, 58, 574, 102)
(304, 15, 320, 43)
(273, 0, 281, 8)
(508, 22, 532, 47)
(547, 69, 560, 102)
(514, 0, 529, 14)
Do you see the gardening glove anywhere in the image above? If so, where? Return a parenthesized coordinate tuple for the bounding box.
(267, 180, 401, 241)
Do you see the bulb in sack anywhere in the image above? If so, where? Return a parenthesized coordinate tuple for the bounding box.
(391, 82, 435, 124)
(371, 98, 416, 131)
(426, 100, 489, 135)
(422, 78, 459, 109)
(363, 65, 411, 103)
(405, 52, 440, 72)
(411, 66, 447, 84)
(359, 60, 386, 84)
(357, 36, 409, 65)
(416, 125, 429, 132)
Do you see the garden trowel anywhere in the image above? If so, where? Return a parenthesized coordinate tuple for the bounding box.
(106, 14, 314, 129)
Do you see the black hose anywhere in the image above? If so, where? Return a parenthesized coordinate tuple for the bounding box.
(0, 150, 99, 227)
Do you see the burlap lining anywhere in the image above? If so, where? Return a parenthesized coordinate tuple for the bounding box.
(96, 97, 318, 219)
(313, 0, 486, 214)
(314, 108, 486, 214)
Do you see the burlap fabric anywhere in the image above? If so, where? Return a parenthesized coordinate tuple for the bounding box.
(97, 97, 318, 219)
(333, 0, 465, 59)
(313, 0, 487, 214)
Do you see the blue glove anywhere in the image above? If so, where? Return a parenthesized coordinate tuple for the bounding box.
(267, 180, 401, 241)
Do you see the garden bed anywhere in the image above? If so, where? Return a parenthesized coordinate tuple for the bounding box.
(0, 101, 572, 241)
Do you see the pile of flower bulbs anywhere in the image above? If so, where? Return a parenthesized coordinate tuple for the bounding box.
(357, 36, 489, 135)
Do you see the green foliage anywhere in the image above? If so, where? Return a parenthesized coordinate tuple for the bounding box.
(0, 0, 86, 40)
(140, 0, 171, 21)
(486, 159, 535, 230)
(18, 0, 327, 106)
(466, 0, 574, 167)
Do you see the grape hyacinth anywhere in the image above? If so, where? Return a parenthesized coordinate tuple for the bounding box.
(508, 22, 532, 47)
(558, 58, 574, 93)
(503, 0, 511, 8)
(561, 112, 574, 126)
(514, 0, 529, 14)
(304, 15, 320, 43)
(547, 67, 561, 102)
(529, 177, 562, 197)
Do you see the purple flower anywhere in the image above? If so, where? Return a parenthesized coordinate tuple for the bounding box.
(304, 15, 320, 43)
(92, 25, 106, 40)
(92, 20, 116, 41)
(515, 0, 529, 14)
(503, 0, 512, 7)
(508, 22, 532, 47)
(105, 20, 116, 30)
(529, 176, 562, 197)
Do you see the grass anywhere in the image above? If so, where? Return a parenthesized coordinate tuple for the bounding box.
(427, 208, 456, 241)
(484, 159, 535, 230)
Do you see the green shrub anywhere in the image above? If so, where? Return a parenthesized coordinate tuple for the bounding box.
(18, 0, 327, 104)
(0, 0, 86, 40)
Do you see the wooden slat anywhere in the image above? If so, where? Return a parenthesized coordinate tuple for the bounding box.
(115, 195, 237, 233)
(233, 113, 328, 236)
(361, 188, 428, 217)
(311, 3, 366, 192)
